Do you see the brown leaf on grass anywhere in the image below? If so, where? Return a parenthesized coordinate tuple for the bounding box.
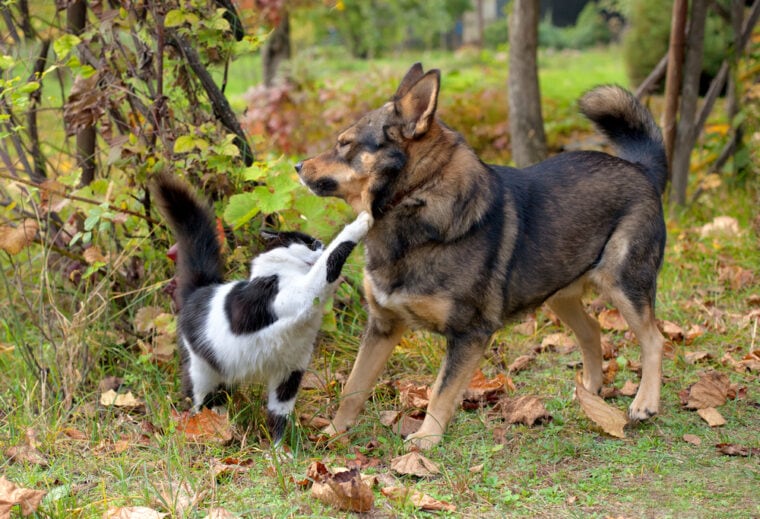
(100, 389, 143, 409)
(379, 410, 400, 427)
(697, 407, 726, 427)
(210, 457, 253, 480)
(603, 358, 619, 385)
(390, 451, 440, 477)
(539, 332, 576, 354)
(299, 413, 331, 430)
(381, 486, 456, 512)
(507, 353, 535, 373)
(685, 351, 713, 364)
(683, 371, 730, 410)
(575, 374, 627, 438)
(684, 324, 706, 344)
(391, 415, 424, 437)
(104, 506, 168, 519)
(82, 246, 107, 265)
(601, 335, 619, 360)
(133, 306, 173, 335)
(598, 308, 628, 331)
(311, 468, 374, 513)
(699, 216, 740, 238)
(62, 428, 88, 440)
(0, 476, 46, 517)
(747, 294, 760, 307)
(172, 408, 233, 445)
(4, 444, 48, 468)
(682, 434, 702, 446)
(513, 316, 536, 335)
(715, 443, 760, 457)
(396, 381, 431, 409)
(463, 370, 513, 404)
(203, 508, 237, 519)
(739, 350, 760, 372)
(718, 264, 755, 291)
(0, 219, 39, 255)
(137, 335, 176, 365)
(659, 320, 684, 342)
(157, 480, 205, 517)
(498, 396, 551, 426)
(618, 380, 639, 397)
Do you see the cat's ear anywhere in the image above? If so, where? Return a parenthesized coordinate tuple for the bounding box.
(260, 229, 279, 241)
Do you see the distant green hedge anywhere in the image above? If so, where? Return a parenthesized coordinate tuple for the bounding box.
(622, 0, 732, 90)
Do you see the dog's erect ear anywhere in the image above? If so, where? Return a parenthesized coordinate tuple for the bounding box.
(396, 69, 440, 139)
(394, 62, 425, 98)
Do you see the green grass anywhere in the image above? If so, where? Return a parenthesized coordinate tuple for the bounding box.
(2, 45, 759, 518)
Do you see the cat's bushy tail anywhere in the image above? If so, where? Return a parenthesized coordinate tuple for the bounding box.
(151, 172, 224, 304)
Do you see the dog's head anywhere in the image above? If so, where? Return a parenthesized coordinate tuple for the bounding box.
(296, 63, 441, 217)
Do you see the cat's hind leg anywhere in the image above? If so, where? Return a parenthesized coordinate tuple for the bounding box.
(266, 370, 304, 445)
(187, 353, 225, 412)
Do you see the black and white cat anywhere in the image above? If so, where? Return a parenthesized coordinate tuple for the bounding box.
(151, 172, 371, 444)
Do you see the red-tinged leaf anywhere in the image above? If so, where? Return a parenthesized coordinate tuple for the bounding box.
(575, 374, 627, 438)
(463, 370, 512, 404)
(390, 451, 440, 477)
(381, 486, 456, 512)
(598, 308, 628, 331)
(172, 408, 233, 445)
(716, 443, 760, 457)
(498, 395, 551, 426)
(0, 476, 46, 517)
(697, 407, 726, 427)
(683, 371, 730, 410)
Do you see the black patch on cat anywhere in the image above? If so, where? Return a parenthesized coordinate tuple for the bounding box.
(275, 370, 303, 403)
(326, 241, 357, 283)
(201, 385, 232, 408)
(181, 287, 223, 372)
(262, 230, 323, 252)
(266, 411, 288, 442)
(225, 276, 279, 334)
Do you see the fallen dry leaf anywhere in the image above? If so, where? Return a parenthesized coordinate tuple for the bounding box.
(618, 380, 639, 397)
(683, 371, 730, 410)
(739, 350, 760, 372)
(575, 374, 627, 438)
(311, 468, 374, 513)
(507, 353, 535, 373)
(396, 381, 431, 409)
(390, 414, 424, 437)
(203, 508, 237, 519)
(603, 358, 619, 385)
(715, 443, 760, 457)
(718, 264, 754, 291)
(684, 324, 706, 344)
(598, 308, 628, 331)
(513, 316, 536, 335)
(0, 219, 39, 255)
(499, 395, 551, 426)
(210, 457, 253, 480)
(659, 320, 684, 342)
(172, 408, 233, 445)
(4, 429, 48, 468)
(539, 332, 576, 354)
(463, 370, 513, 404)
(379, 410, 401, 427)
(0, 476, 46, 517)
(157, 480, 204, 517)
(685, 351, 712, 364)
(104, 506, 168, 519)
(390, 451, 440, 477)
(699, 215, 740, 238)
(682, 434, 702, 446)
(100, 389, 143, 409)
(381, 486, 456, 512)
(697, 407, 726, 427)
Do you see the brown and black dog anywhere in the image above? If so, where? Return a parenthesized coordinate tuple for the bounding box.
(296, 63, 668, 449)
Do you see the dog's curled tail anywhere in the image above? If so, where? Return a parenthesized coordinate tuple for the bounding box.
(579, 85, 668, 195)
(151, 172, 224, 304)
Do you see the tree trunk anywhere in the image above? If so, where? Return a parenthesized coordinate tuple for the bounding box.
(662, 0, 688, 170)
(263, 12, 290, 88)
(67, 0, 96, 187)
(670, 0, 708, 205)
(507, 0, 547, 168)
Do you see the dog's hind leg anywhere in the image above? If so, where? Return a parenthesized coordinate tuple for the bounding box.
(607, 287, 664, 420)
(547, 279, 603, 394)
(325, 313, 407, 436)
(406, 331, 490, 450)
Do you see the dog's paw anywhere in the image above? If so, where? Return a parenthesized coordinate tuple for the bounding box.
(628, 396, 659, 421)
(404, 431, 442, 451)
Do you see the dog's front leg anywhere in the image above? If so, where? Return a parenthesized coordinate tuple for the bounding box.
(325, 312, 406, 436)
(406, 332, 490, 450)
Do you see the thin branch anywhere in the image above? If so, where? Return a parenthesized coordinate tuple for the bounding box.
(27, 39, 51, 182)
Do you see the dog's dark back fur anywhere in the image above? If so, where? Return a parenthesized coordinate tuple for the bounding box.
(296, 63, 668, 448)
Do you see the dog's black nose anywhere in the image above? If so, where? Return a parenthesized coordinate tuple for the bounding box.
(294, 161, 303, 173)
